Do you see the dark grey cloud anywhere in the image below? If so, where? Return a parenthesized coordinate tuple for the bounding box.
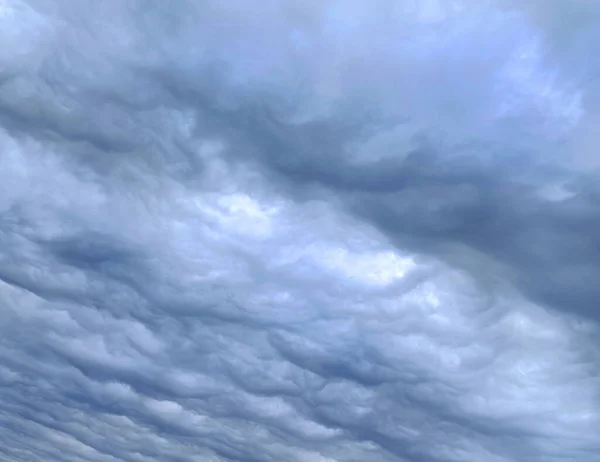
(1, 1, 600, 462)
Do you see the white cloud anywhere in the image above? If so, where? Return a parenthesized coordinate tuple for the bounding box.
(0, 1, 599, 462)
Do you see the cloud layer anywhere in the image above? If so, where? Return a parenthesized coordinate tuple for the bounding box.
(1, 1, 600, 461)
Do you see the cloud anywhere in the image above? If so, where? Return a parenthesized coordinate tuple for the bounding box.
(0, 1, 599, 461)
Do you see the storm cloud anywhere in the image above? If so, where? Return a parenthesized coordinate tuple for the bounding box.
(1, 1, 600, 461)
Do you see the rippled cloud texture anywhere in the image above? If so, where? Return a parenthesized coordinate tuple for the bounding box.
(1, 1, 600, 461)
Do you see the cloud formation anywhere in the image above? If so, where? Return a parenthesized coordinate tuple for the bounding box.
(1, 1, 600, 461)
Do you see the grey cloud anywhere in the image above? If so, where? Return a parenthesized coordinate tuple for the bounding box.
(1, 1, 600, 462)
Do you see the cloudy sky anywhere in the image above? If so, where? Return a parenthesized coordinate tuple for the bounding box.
(1, 1, 600, 461)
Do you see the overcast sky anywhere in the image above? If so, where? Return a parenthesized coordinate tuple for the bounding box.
(1, 1, 600, 461)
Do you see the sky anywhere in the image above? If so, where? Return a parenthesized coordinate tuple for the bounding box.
(0, 0, 600, 461)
